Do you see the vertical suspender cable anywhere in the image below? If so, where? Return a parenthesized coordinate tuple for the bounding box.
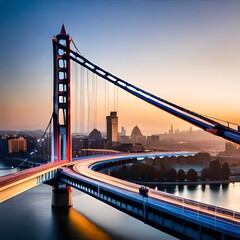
(49, 117, 51, 161)
(104, 81, 106, 116)
(95, 74, 98, 129)
(75, 62, 78, 134)
(114, 85, 118, 111)
(87, 70, 90, 133)
(80, 66, 85, 134)
(114, 85, 116, 111)
(91, 72, 95, 129)
(116, 85, 118, 112)
(108, 82, 109, 114)
(105, 81, 109, 116)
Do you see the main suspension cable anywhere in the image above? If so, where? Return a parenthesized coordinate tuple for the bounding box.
(54, 40, 240, 144)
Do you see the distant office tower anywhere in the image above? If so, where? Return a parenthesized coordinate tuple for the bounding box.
(8, 137, 27, 153)
(120, 126, 126, 136)
(169, 125, 174, 134)
(106, 112, 118, 142)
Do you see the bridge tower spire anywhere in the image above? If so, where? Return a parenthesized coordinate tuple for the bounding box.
(52, 24, 72, 162)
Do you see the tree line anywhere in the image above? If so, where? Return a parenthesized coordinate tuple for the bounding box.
(110, 153, 231, 182)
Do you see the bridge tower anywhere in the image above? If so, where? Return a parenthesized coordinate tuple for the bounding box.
(51, 25, 72, 207)
(52, 24, 72, 162)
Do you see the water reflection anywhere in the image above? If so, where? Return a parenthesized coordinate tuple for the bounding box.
(177, 185, 184, 192)
(0, 161, 19, 176)
(163, 183, 240, 212)
(52, 208, 111, 240)
(186, 185, 198, 191)
(209, 183, 221, 189)
(201, 185, 206, 191)
(2, 182, 239, 239)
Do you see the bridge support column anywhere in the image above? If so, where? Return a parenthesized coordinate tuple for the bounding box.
(51, 183, 72, 208)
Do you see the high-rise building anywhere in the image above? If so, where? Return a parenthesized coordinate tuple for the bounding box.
(8, 137, 27, 153)
(169, 125, 173, 134)
(120, 127, 126, 136)
(106, 111, 118, 142)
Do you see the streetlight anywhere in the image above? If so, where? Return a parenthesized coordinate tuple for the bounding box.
(139, 186, 149, 223)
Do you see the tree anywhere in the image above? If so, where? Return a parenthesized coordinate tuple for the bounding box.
(200, 168, 207, 181)
(156, 168, 166, 182)
(186, 169, 198, 182)
(177, 156, 186, 165)
(140, 164, 156, 181)
(128, 163, 156, 181)
(166, 168, 177, 182)
(162, 156, 170, 168)
(128, 164, 141, 180)
(144, 157, 153, 166)
(208, 160, 221, 180)
(185, 156, 192, 165)
(194, 152, 211, 164)
(169, 156, 177, 165)
(154, 156, 162, 166)
(117, 165, 129, 180)
(177, 169, 186, 181)
(221, 162, 231, 180)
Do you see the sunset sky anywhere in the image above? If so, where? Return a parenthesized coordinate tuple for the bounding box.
(1, 0, 240, 135)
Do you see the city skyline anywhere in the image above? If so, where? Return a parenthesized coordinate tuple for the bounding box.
(1, 0, 240, 135)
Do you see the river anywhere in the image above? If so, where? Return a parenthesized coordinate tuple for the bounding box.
(1, 182, 240, 239)
(0, 184, 177, 240)
(1, 158, 240, 240)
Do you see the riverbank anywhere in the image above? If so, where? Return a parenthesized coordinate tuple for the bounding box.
(131, 176, 240, 186)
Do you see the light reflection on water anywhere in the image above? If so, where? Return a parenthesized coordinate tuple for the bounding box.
(0, 162, 19, 176)
(159, 183, 240, 212)
(1, 178, 239, 240)
(51, 208, 111, 240)
(0, 185, 177, 240)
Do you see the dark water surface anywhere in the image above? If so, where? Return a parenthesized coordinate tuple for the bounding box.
(0, 184, 177, 240)
(1, 164, 240, 240)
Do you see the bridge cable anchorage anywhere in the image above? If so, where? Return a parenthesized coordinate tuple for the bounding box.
(54, 40, 240, 144)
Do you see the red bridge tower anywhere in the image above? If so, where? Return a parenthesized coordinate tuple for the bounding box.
(52, 25, 71, 162)
(51, 25, 72, 207)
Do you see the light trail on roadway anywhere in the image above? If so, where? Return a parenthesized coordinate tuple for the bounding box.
(69, 153, 240, 227)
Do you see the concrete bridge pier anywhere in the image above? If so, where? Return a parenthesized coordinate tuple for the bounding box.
(52, 182, 73, 208)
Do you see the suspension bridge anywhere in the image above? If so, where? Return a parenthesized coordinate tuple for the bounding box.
(0, 25, 240, 240)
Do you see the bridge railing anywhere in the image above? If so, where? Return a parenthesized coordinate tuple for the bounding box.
(87, 154, 240, 223)
(0, 161, 66, 187)
(80, 149, 121, 157)
(150, 188, 240, 223)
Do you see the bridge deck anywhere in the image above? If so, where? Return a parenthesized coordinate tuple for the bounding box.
(0, 161, 68, 203)
(1, 153, 240, 239)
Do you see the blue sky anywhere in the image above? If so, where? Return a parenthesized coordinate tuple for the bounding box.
(1, 0, 240, 135)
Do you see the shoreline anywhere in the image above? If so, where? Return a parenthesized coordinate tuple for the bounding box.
(130, 176, 240, 186)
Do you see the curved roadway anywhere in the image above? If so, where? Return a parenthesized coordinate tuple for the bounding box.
(69, 153, 240, 228)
